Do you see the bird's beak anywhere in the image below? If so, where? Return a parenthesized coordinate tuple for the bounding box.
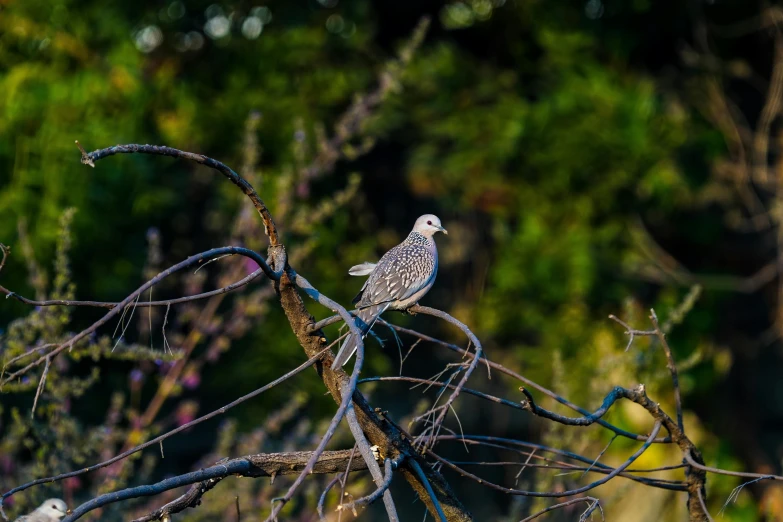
(66, 509, 72, 515)
(439, 226, 448, 235)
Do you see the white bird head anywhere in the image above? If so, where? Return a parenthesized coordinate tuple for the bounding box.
(412, 214, 447, 238)
(35, 499, 70, 520)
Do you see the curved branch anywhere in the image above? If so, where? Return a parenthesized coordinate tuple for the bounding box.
(317, 476, 343, 521)
(1, 247, 280, 387)
(519, 497, 602, 522)
(519, 386, 629, 427)
(79, 143, 279, 246)
(408, 305, 486, 448)
(1, 268, 264, 309)
(337, 458, 399, 514)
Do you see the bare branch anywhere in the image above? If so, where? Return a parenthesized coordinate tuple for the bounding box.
(518, 497, 602, 522)
(79, 143, 279, 245)
(649, 309, 684, 432)
(29, 356, 51, 418)
(440, 437, 686, 491)
(408, 305, 486, 449)
(337, 458, 400, 515)
(64, 450, 371, 522)
(684, 452, 783, 482)
(318, 476, 343, 520)
(1, 267, 264, 309)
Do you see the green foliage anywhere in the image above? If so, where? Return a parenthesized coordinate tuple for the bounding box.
(0, 1, 773, 520)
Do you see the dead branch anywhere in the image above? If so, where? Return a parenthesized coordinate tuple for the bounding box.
(64, 450, 371, 522)
(1, 267, 263, 309)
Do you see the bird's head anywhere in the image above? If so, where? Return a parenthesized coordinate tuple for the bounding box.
(413, 214, 447, 238)
(37, 499, 70, 520)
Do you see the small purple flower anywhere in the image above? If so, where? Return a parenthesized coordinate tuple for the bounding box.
(130, 369, 144, 383)
(182, 372, 201, 390)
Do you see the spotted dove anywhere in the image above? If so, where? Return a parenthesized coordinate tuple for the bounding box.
(332, 214, 447, 368)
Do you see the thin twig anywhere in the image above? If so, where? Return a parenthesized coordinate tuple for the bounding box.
(30, 356, 51, 418)
(318, 476, 343, 521)
(344, 405, 400, 520)
(425, 423, 662, 497)
(684, 452, 782, 481)
(649, 309, 684, 432)
(697, 488, 714, 522)
(1, 268, 264, 309)
(409, 305, 486, 449)
(338, 458, 400, 514)
(518, 497, 602, 522)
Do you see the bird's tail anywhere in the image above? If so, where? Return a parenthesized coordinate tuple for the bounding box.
(331, 303, 389, 369)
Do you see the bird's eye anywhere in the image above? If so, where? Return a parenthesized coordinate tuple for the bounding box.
(51, 505, 56, 509)
(427, 220, 432, 225)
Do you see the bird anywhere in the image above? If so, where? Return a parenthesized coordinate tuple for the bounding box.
(332, 214, 447, 369)
(13, 499, 70, 522)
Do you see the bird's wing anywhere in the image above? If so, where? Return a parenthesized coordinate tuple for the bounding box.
(356, 243, 435, 308)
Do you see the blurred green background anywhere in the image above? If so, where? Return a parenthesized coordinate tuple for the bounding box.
(2, 0, 783, 520)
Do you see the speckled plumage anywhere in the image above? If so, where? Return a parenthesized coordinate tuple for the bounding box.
(353, 231, 437, 309)
(332, 215, 446, 368)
